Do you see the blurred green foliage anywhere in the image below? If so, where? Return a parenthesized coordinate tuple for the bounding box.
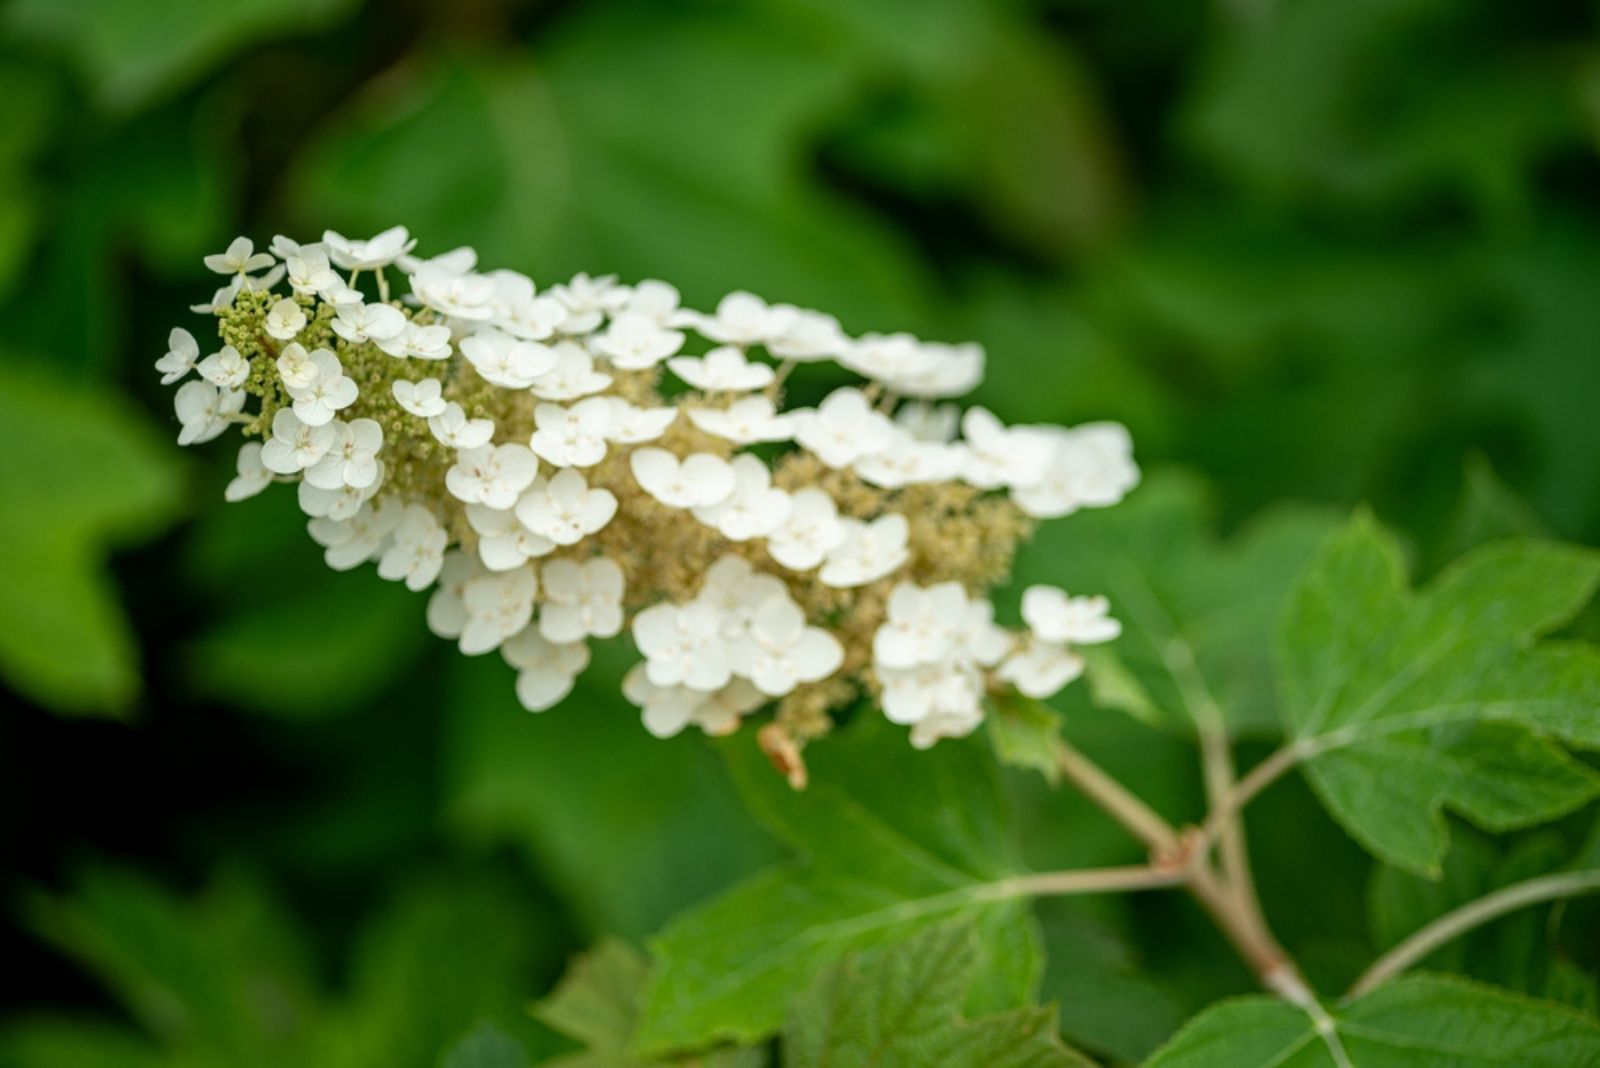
(2, 0, 1598, 1064)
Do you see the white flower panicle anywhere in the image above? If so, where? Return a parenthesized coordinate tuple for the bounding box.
(161, 227, 1139, 768)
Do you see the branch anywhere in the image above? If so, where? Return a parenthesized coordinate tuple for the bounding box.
(1347, 870, 1600, 999)
(986, 864, 1188, 900)
(1192, 741, 1308, 856)
(1050, 735, 1182, 855)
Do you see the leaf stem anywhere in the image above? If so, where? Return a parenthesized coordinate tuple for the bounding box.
(1192, 741, 1308, 855)
(1347, 870, 1600, 999)
(1049, 736, 1182, 855)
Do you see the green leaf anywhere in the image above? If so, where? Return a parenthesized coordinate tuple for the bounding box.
(25, 865, 317, 1065)
(783, 925, 1093, 1067)
(1277, 517, 1600, 874)
(987, 694, 1064, 783)
(0, 360, 185, 715)
(534, 939, 764, 1068)
(440, 1024, 530, 1068)
(0, 1016, 165, 1068)
(1012, 469, 1340, 735)
(636, 717, 1041, 1053)
(1, 0, 359, 112)
(1144, 974, 1600, 1067)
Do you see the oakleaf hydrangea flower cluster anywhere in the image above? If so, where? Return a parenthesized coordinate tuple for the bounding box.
(161, 227, 1138, 771)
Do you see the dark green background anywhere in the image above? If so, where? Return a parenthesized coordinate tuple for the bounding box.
(1, 0, 1596, 1064)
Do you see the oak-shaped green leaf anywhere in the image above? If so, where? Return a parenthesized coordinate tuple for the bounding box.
(636, 717, 1041, 1053)
(1277, 517, 1600, 874)
(0, 361, 184, 715)
(1011, 470, 1339, 735)
(783, 925, 1092, 1067)
(1144, 974, 1600, 1067)
(534, 940, 763, 1068)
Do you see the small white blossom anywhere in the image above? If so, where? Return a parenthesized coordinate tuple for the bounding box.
(428, 403, 495, 449)
(854, 428, 963, 488)
(224, 442, 273, 502)
(621, 279, 684, 326)
(304, 418, 384, 491)
(819, 513, 909, 588)
(446, 443, 539, 509)
(873, 582, 969, 669)
(376, 321, 453, 360)
(197, 345, 249, 390)
(998, 638, 1085, 699)
(765, 488, 845, 571)
(767, 307, 848, 361)
(156, 328, 199, 384)
(411, 263, 496, 320)
(840, 332, 937, 387)
(332, 301, 407, 344)
(425, 550, 481, 640)
(466, 500, 555, 571)
(286, 248, 340, 296)
(895, 341, 984, 399)
(203, 236, 275, 278)
(261, 409, 336, 473)
(1021, 586, 1121, 645)
(264, 298, 307, 341)
(377, 504, 447, 590)
(297, 474, 381, 521)
(728, 595, 843, 697)
(308, 499, 400, 571)
(460, 328, 557, 389)
(693, 291, 799, 346)
(630, 448, 737, 509)
(959, 407, 1053, 489)
(502, 627, 591, 711)
(792, 387, 895, 468)
(591, 311, 684, 369)
(400, 246, 477, 275)
(174, 380, 245, 445)
(693, 556, 788, 645)
(530, 342, 612, 401)
(692, 454, 790, 541)
(393, 378, 448, 418)
(323, 225, 415, 271)
(601, 398, 677, 443)
(286, 348, 358, 427)
(459, 565, 539, 655)
(687, 395, 793, 444)
(667, 346, 774, 391)
(489, 271, 567, 340)
(514, 470, 617, 545)
(529, 398, 610, 468)
(275, 343, 320, 391)
(540, 557, 625, 642)
(879, 661, 985, 747)
(549, 272, 629, 334)
(1011, 423, 1140, 519)
(467, 498, 553, 565)
(632, 601, 730, 691)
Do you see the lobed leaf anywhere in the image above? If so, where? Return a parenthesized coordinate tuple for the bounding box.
(1145, 974, 1600, 1067)
(636, 717, 1041, 1053)
(783, 925, 1092, 1067)
(1277, 517, 1600, 874)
